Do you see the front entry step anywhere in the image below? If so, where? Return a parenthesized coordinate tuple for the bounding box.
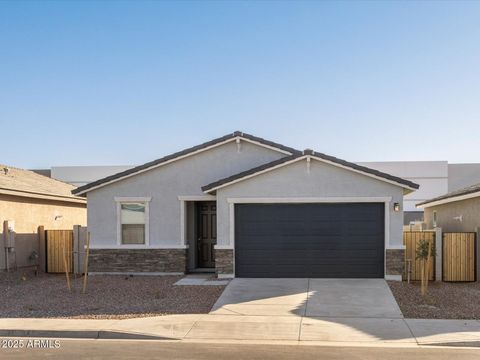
(174, 274, 230, 286)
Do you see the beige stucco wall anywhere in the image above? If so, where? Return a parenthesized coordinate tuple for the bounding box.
(0, 194, 86, 269)
(424, 197, 480, 232)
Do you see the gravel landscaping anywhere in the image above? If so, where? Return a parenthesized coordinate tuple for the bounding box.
(388, 280, 480, 319)
(0, 270, 226, 319)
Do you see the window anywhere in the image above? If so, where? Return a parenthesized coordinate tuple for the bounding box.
(433, 210, 437, 228)
(115, 197, 151, 246)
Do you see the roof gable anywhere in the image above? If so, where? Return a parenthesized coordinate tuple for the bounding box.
(202, 150, 419, 194)
(417, 182, 480, 208)
(72, 131, 300, 196)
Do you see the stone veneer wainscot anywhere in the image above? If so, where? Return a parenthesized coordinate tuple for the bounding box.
(88, 249, 187, 273)
(215, 249, 234, 276)
(386, 249, 405, 278)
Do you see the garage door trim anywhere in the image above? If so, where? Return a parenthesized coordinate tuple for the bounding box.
(224, 196, 393, 278)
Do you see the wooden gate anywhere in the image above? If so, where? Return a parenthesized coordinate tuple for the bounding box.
(443, 232, 476, 282)
(46, 230, 73, 273)
(403, 231, 435, 281)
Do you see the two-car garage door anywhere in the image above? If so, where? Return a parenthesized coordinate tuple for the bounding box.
(234, 203, 385, 278)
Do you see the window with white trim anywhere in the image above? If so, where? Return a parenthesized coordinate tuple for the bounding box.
(115, 197, 151, 245)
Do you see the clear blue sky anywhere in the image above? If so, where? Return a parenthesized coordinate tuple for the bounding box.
(1, 1, 479, 168)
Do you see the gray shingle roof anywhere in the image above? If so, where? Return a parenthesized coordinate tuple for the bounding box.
(72, 131, 301, 196)
(202, 149, 420, 192)
(417, 182, 480, 207)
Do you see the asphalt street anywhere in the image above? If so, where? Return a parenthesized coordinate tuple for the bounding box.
(1, 339, 479, 360)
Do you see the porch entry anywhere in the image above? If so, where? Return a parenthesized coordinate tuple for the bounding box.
(197, 201, 216, 268)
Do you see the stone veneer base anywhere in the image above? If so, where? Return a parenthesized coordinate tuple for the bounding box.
(215, 249, 234, 276)
(89, 249, 187, 273)
(386, 248, 405, 280)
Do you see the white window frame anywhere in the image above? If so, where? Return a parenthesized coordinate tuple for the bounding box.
(115, 197, 151, 247)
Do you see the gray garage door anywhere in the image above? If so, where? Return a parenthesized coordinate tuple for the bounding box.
(235, 203, 384, 278)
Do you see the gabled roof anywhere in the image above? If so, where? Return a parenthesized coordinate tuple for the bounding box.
(202, 149, 420, 194)
(0, 164, 85, 204)
(417, 182, 480, 208)
(72, 131, 301, 196)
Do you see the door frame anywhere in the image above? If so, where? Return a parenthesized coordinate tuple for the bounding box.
(219, 196, 394, 278)
(196, 201, 217, 269)
(178, 195, 216, 248)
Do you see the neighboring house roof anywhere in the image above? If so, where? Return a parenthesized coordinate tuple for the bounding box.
(416, 182, 480, 208)
(202, 149, 420, 194)
(0, 164, 85, 204)
(72, 131, 301, 196)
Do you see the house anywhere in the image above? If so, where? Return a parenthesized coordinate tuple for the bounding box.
(0, 165, 86, 270)
(47, 162, 480, 224)
(72, 131, 419, 280)
(417, 183, 480, 232)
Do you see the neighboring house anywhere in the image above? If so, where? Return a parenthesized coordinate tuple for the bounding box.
(417, 183, 480, 232)
(358, 161, 448, 224)
(51, 165, 134, 187)
(0, 165, 86, 270)
(73, 131, 418, 280)
(45, 162, 480, 225)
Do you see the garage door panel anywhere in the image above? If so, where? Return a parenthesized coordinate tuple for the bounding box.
(237, 222, 343, 236)
(343, 222, 384, 235)
(343, 235, 384, 245)
(236, 235, 345, 249)
(238, 266, 310, 278)
(235, 203, 384, 278)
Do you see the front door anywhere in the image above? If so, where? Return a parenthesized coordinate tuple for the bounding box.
(197, 202, 216, 268)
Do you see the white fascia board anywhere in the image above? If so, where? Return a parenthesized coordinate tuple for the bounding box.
(238, 137, 293, 155)
(0, 188, 86, 204)
(205, 153, 416, 194)
(74, 136, 294, 196)
(417, 191, 480, 209)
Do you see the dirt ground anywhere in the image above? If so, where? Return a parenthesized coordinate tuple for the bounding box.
(0, 270, 226, 319)
(388, 280, 480, 319)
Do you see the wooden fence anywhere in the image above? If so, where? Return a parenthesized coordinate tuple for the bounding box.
(443, 232, 476, 282)
(46, 230, 74, 273)
(403, 231, 435, 281)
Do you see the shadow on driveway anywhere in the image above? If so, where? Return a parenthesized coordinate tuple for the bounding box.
(205, 278, 480, 344)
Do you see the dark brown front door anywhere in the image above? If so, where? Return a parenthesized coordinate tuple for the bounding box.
(197, 202, 216, 268)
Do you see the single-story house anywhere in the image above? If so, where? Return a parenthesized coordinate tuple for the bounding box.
(73, 131, 419, 280)
(0, 165, 86, 270)
(417, 183, 480, 232)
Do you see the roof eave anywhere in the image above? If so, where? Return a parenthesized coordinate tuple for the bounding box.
(417, 190, 480, 208)
(203, 154, 419, 194)
(0, 188, 87, 204)
(72, 132, 300, 196)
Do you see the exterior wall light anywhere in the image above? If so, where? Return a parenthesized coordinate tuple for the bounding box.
(393, 203, 400, 212)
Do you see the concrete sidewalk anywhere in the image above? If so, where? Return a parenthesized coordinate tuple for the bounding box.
(1, 315, 480, 348)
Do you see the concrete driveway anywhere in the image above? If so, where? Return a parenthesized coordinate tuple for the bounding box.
(210, 278, 403, 318)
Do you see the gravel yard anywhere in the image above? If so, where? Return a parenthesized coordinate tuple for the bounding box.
(0, 270, 226, 319)
(388, 280, 480, 319)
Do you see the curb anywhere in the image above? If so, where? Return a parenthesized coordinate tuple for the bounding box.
(0, 329, 169, 340)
